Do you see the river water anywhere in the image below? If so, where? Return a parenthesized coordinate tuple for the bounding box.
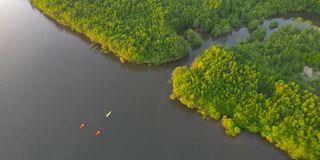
(0, 0, 317, 160)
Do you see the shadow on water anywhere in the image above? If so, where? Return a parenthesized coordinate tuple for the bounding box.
(29, 0, 320, 139)
(28, 2, 182, 72)
(29, 0, 320, 123)
(28, 1, 320, 73)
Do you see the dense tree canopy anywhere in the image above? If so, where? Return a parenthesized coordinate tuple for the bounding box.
(184, 29, 203, 48)
(233, 24, 320, 95)
(171, 45, 320, 159)
(32, 0, 320, 64)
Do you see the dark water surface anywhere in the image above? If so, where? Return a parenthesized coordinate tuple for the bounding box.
(0, 0, 317, 160)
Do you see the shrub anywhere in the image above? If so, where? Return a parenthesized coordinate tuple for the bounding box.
(184, 29, 203, 48)
(269, 19, 279, 29)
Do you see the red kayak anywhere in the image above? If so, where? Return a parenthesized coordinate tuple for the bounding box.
(80, 122, 86, 129)
(95, 130, 102, 136)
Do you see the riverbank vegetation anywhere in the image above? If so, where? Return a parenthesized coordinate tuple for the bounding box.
(171, 45, 320, 160)
(233, 24, 320, 95)
(249, 26, 267, 41)
(184, 29, 203, 48)
(32, 0, 320, 159)
(270, 20, 279, 29)
(32, 0, 320, 64)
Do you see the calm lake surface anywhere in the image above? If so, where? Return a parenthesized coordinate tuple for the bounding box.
(0, 0, 318, 160)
